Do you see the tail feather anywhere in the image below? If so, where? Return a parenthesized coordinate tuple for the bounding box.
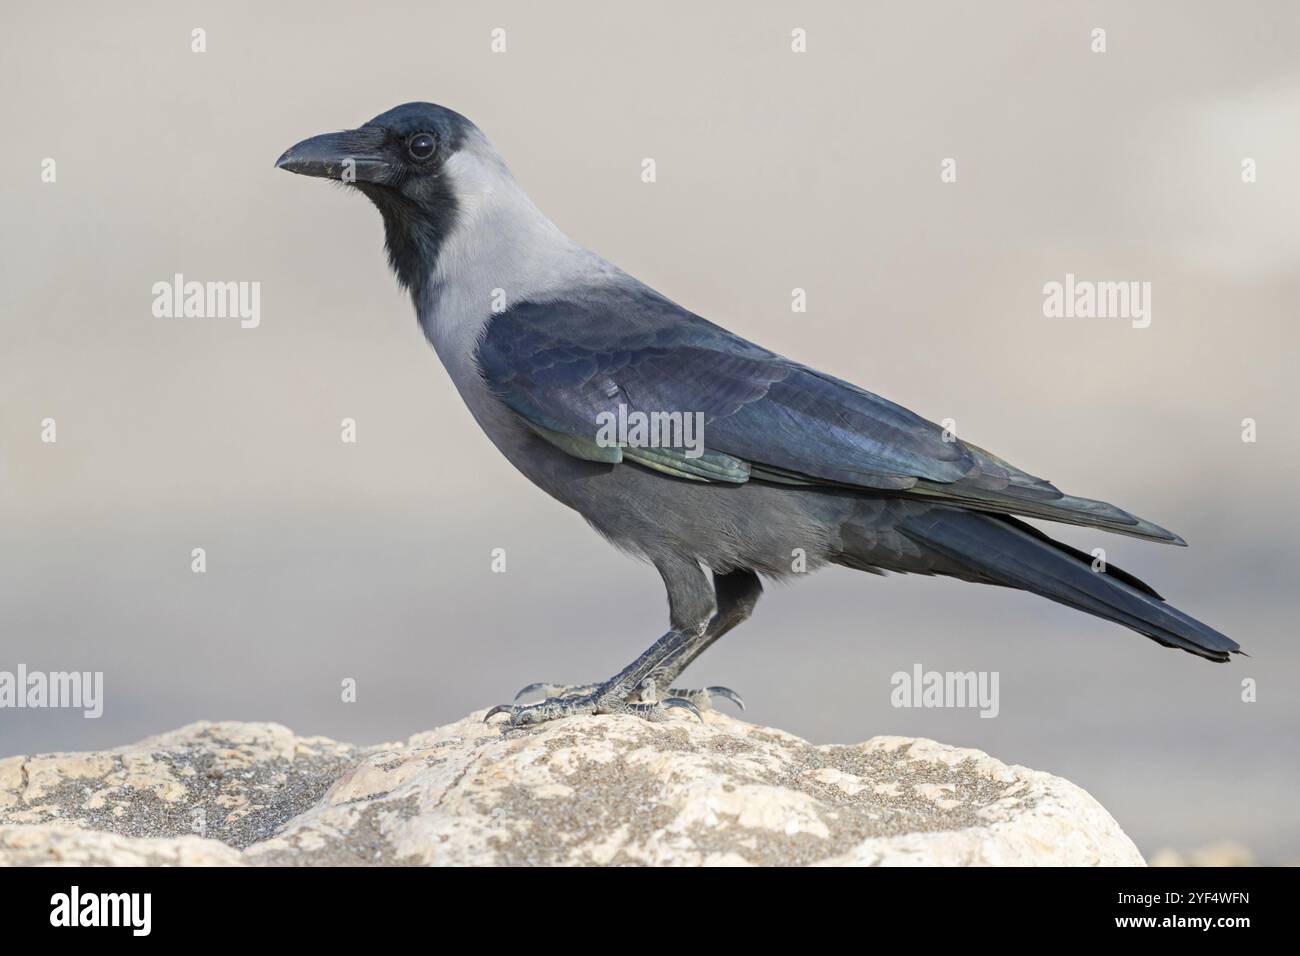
(908, 484, 1188, 545)
(897, 509, 1240, 662)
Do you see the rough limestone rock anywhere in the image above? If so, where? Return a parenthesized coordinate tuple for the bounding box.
(0, 712, 1143, 866)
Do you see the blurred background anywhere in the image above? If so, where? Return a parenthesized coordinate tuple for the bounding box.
(2, 0, 1297, 862)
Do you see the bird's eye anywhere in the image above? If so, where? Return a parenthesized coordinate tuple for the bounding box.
(407, 132, 437, 161)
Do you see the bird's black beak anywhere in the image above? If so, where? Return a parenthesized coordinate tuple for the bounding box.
(274, 128, 391, 183)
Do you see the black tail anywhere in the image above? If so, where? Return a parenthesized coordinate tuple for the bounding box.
(897, 509, 1241, 662)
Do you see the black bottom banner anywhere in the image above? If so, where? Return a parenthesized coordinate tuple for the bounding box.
(0, 864, 1278, 940)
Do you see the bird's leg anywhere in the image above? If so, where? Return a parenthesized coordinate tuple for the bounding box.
(646, 569, 761, 711)
(488, 557, 719, 727)
(510, 567, 760, 715)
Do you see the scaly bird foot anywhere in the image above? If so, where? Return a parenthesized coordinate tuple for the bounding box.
(513, 679, 744, 712)
(486, 680, 703, 728)
(631, 677, 745, 713)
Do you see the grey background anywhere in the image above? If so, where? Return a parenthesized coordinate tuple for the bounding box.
(2, 1, 1297, 861)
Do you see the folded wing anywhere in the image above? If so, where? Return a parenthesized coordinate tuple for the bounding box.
(476, 283, 1183, 544)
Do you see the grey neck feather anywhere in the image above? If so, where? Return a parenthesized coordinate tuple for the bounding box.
(413, 136, 621, 387)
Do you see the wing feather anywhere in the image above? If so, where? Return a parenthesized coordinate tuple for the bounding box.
(475, 283, 1183, 543)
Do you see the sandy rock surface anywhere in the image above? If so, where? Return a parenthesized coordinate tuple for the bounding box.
(0, 712, 1143, 866)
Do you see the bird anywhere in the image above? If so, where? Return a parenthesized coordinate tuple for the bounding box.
(276, 102, 1241, 727)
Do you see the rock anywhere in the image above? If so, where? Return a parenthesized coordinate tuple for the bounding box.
(0, 721, 358, 849)
(0, 825, 243, 866)
(0, 712, 1144, 866)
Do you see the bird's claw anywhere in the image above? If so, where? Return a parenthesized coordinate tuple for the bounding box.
(655, 685, 745, 712)
(638, 697, 704, 722)
(702, 686, 745, 711)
